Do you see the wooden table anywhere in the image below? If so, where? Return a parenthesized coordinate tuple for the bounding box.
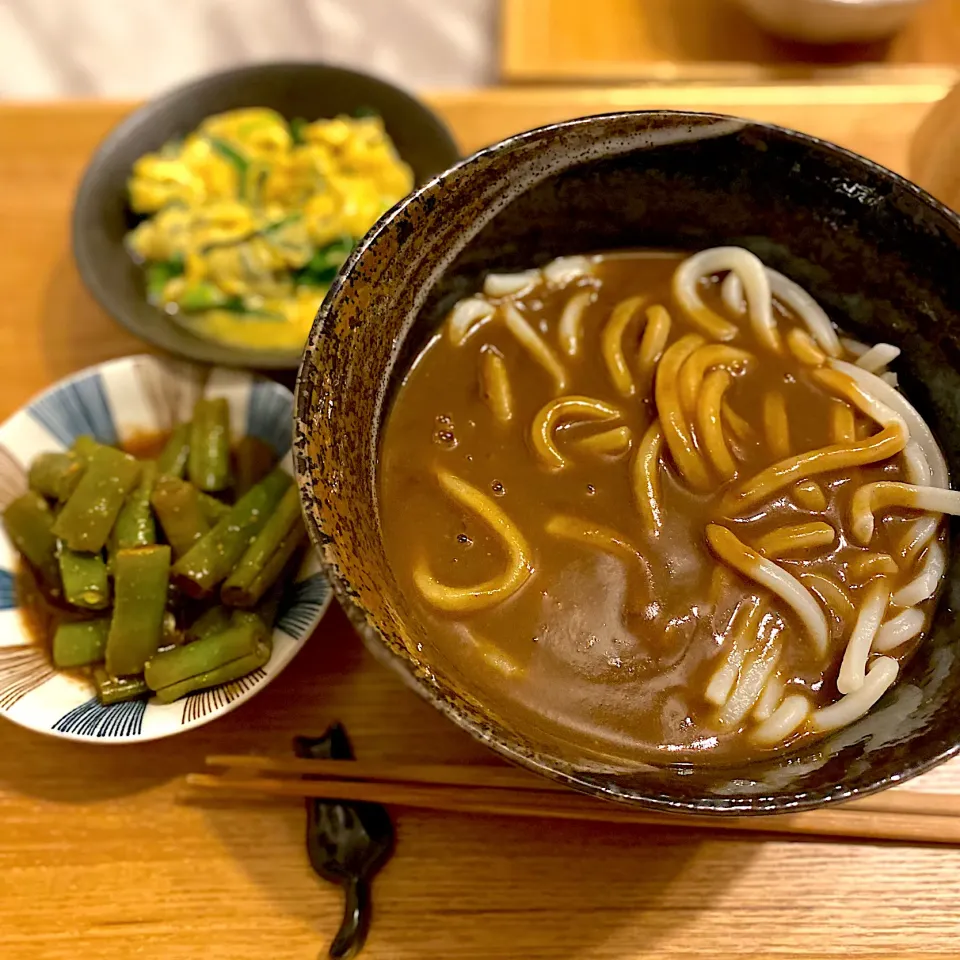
(3, 86, 960, 959)
(501, 0, 960, 82)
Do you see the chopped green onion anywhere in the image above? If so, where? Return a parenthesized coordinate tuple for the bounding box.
(209, 137, 250, 199)
(144, 256, 184, 303)
(289, 117, 308, 144)
(294, 236, 357, 287)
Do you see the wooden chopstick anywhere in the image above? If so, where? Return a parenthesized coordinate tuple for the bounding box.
(186, 771, 960, 845)
(205, 754, 960, 818)
(187, 755, 960, 845)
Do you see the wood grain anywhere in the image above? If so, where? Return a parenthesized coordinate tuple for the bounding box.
(501, 0, 960, 82)
(1, 89, 960, 958)
(186, 772, 960, 845)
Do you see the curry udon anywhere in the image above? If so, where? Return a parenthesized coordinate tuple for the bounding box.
(379, 248, 954, 765)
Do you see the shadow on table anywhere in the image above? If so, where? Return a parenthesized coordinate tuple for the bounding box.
(199, 787, 758, 959)
(0, 604, 374, 803)
(189, 605, 760, 958)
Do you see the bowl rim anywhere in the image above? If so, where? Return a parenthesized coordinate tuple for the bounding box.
(295, 108, 960, 815)
(0, 352, 330, 744)
(71, 60, 460, 371)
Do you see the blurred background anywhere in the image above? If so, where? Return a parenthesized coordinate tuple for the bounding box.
(0, 0, 498, 98)
(3, 0, 959, 100)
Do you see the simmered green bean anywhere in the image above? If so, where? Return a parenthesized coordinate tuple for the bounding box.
(172, 467, 291, 598)
(71, 435, 100, 465)
(151, 475, 210, 556)
(222, 486, 305, 607)
(11, 407, 304, 706)
(197, 492, 229, 525)
(157, 422, 191, 477)
(188, 397, 231, 492)
(242, 526, 306, 608)
(29, 451, 85, 502)
(114, 460, 157, 549)
(58, 544, 110, 609)
(53, 446, 141, 552)
(145, 611, 271, 702)
(186, 604, 231, 643)
(153, 647, 270, 704)
(93, 667, 149, 705)
(53, 618, 110, 668)
(105, 545, 171, 677)
(3, 491, 60, 588)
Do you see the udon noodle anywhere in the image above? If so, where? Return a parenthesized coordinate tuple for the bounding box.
(379, 247, 955, 764)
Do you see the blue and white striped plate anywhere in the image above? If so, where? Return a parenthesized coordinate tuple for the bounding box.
(0, 355, 330, 743)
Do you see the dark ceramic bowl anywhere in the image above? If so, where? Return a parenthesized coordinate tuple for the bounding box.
(72, 62, 459, 370)
(294, 110, 960, 815)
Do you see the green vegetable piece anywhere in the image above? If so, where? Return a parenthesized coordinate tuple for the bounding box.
(178, 281, 234, 312)
(353, 105, 380, 119)
(145, 611, 271, 702)
(186, 604, 232, 644)
(209, 137, 249, 198)
(105, 545, 172, 677)
(171, 467, 291, 599)
(151, 474, 210, 556)
(153, 647, 270, 704)
(29, 451, 85, 502)
(3, 491, 60, 588)
(241, 526, 306, 608)
(145, 257, 184, 302)
(53, 618, 110, 669)
(52, 446, 141, 552)
(71, 435, 101, 465)
(222, 486, 306, 608)
(189, 397, 231, 492)
(289, 117, 308, 144)
(157, 422, 191, 477)
(114, 460, 157, 549)
(198, 492, 230, 525)
(58, 544, 110, 610)
(93, 667, 150, 706)
(294, 236, 357, 287)
(233, 435, 276, 496)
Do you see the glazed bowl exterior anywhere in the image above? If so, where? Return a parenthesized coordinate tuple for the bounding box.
(295, 110, 960, 815)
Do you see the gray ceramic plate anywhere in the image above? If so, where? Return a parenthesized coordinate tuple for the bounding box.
(72, 61, 459, 370)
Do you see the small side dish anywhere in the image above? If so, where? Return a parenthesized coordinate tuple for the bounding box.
(0, 356, 329, 743)
(125, 108, 413, 352)
(6, 395, 304, 707)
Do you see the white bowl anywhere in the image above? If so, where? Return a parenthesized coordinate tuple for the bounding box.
(734, 0, 928, 44)
(0, 354, 330, 743)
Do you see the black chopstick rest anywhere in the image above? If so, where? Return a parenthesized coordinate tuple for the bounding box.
(294, 723, 395, 959)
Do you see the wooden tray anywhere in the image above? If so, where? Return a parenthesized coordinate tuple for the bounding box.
(3, 86, 960, 960)
(501, 0, 960, 83)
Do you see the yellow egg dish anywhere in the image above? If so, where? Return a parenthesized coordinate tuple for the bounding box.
(125, 108, 414, 352)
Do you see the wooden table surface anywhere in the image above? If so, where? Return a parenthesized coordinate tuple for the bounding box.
(3, 87, 960, 960)
(501, 0, 960, 82)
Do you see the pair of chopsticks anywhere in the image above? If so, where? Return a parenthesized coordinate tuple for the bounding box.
(186, 755, 960, 845)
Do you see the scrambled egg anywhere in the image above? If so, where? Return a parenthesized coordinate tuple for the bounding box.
(126, 108, 414, 351)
